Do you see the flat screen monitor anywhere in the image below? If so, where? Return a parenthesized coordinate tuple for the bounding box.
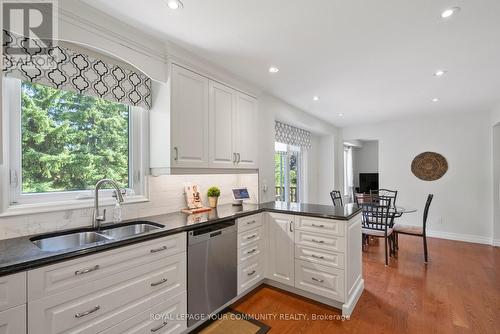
(232, 188, 250, 200)
(359, 173, 379, 193)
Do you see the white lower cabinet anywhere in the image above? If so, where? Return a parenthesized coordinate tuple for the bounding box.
(27, 233, 187, 334)
(294, 260, 345, 302)
(236, 214, 265, 295)
(0, 304, 26, 334)
(100, 291, 187, 334)
(266, 213, 295, 287)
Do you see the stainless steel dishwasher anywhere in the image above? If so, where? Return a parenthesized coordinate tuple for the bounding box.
(187, 220, 237, 328)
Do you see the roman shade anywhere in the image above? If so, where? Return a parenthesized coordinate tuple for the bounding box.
(275, 121, 312, 149)
(2, 29, 152, 109)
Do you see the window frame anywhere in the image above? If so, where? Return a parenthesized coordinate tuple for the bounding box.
(274, 142, 302, 203)
(2, 78, 148, 213)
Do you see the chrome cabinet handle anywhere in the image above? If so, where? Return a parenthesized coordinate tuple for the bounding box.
(151, 278, 168, 287)
(75, 265, 99, 276)
(312, 277, 324, 283)
(75, 305, 100, 318)
(174, 147, 179, 161)
(311, 223, 325, 228)
(246, 234, 257, 240)
(237, 153, 241, 163)
(289, 221, 293, 232)
(247, 248, 257, 254)
(151, 321, 169, 332)
(311, 254, 325, 259)
(311, 239, 325, 244)
(246, 220, 256, 225)
(150, 246, 168, 253)
(247, 270, 256, 276)
(233, 153, 237, 163)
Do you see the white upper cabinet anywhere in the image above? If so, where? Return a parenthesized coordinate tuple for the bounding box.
(234, 93, 258, 168)
(150, 63, 259, 172)
(209, 81, 237, 168)
(170, 64, 209, 168)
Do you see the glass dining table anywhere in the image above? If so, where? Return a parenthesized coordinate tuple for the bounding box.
(390, 206, 418, 218)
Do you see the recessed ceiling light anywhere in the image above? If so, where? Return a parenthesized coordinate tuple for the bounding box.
(313, 96, 320, 101)
(432, 98, 440, 102)
(338, 113, 344, 117)
(167, 0, 183, 10)
(433, 70, 447, 77)
(441, 7, 460, 19)
(268, 66, 279, 73)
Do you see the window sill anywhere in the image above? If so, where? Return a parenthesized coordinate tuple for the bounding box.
(0, 196, 149, 218)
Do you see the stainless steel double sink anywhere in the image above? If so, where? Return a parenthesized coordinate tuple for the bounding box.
(31, 222, 164, 252)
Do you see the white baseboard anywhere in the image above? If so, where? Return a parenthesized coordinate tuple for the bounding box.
(493, 239, 500, 247)
(426, 230, 493, 246)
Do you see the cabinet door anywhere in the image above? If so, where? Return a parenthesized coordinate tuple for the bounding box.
(171, 64, 209, 168)
(209, 81, 236, 168)
(234, 93, 258, 168)
(267, 213, 295, 286)
(0, 305, 26, 334)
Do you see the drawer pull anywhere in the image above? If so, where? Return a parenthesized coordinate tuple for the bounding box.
(312, 223, 325, 228)
(74, 305, 100, 318)
(151, 321, 169, 332)
(246, 220, 256, 225)
(150, 246, 168, 253)
(311, 239, 325, 244)
(246, 234, 257, 240)
(74, 265, 99, 276)
(247, 248, 257, 254)
(151, 278, 168, 287)
(311, 277, 324, 283)
(311, 254, 325, 259)
(247, 270, 256, 276)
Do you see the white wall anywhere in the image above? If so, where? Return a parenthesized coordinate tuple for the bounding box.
(0, 174, 258, 240)
(351, 141, 379, 188)
(257, 94, 340, 204)
(342, 111, 494, 244)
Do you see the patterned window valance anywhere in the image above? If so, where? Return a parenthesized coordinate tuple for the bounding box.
(275, 121, 312, 149)
(2, 30, 152, 109)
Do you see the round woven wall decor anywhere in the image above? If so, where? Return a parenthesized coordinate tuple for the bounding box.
(411, 152, 448, 181)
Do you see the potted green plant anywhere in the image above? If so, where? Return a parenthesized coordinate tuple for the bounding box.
(207, 186, 221, 208)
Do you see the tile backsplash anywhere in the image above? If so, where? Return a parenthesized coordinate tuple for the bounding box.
(0, 173, 259, 240)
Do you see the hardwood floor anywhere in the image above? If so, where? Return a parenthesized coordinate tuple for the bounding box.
(232, 235, 500, 333)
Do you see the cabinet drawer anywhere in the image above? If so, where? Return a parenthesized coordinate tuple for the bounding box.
(237, 260, 263, 295)
(238, 239, 264, 264)
(0, 304, 26, 334)
(295, 230, 345, 253)
(0, 272, 26, 312)
(295, 244, 345, 270)
(100, 291, 186, 334)
(237, 226, 264, 248)
(28, 233, 186, 301)
(294, 259, 345, 302)
(296, 216, 344, 236)
(28, 253, 186, 334)
(237, 214, 262, 233)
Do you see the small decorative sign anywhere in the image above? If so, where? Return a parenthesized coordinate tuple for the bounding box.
(411, 152, 448, 181)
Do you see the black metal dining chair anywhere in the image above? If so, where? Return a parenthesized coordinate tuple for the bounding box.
(370, 189, 398, 208)
(330, 190, 343, 206)
(393, 194, 434, 263)
(360, 196, 394, 266)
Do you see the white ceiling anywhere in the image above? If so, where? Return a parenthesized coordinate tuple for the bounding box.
(81, 0, 500, 127)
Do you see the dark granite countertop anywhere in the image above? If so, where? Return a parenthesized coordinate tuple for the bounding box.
(0, 201, 360, 277)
